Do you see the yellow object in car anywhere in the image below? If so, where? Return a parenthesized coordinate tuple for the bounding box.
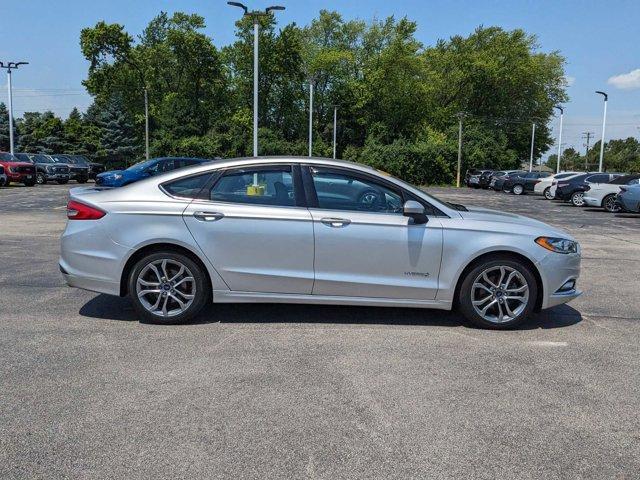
(246, 184, 265, 196)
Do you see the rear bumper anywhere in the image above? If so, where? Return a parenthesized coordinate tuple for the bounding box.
(583, 196, 600, 207)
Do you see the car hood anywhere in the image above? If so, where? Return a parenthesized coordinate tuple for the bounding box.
(458, 206, 573, 240)
(0, 161, 33, 167)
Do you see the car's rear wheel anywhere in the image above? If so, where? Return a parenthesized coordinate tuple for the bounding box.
(128, 252, 210, 325)
(458, 257, 538, 329)
(543, 187, 553, 200)
(512, 184, 524, 195)
(571, 191, 585, 207)
(602, 194, 621, 213)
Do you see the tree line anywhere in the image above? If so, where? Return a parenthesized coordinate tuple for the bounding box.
(2, 10, 635, 182)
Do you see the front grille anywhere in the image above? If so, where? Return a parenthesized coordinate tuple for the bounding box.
(54, 166, 69, 174)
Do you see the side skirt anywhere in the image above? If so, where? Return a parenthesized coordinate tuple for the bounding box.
(212, 290, 453, 310)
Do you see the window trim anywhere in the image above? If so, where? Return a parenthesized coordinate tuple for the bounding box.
(302, 164, 446, 217)
(159, 170, 220, 200)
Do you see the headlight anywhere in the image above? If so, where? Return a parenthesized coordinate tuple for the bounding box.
(535, 237, 578, 254)
(9, 166, 17, 173)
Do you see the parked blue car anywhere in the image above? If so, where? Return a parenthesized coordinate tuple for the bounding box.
(616, 183, 640, 213)
(95, 157, 214, 187)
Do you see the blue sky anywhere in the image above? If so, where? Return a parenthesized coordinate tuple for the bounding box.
(1, 0, 639, 157)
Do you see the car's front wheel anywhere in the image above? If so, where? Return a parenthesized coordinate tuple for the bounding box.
(458, 256, 538, 329)
(571, 191, 585, 207)
(36, 173, 46, 185)
(128, 252, 210, 325)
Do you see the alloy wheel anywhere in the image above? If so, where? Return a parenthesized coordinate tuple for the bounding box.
(513, 185, 524, 195)
(544, 187, 553, 200)
(36, 173, 45, 184)
(603, 195, 621, 213)
(135, 259, 196, 317)
(471, 265, 529, 324)
(571, 192, 585, 207)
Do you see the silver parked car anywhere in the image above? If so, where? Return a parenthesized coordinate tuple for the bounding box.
(60, 157, 582, 329)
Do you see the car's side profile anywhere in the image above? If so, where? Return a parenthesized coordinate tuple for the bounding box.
(555, 172, 621, 206)
(583, 174, 640, 212)
(535, 172, 581, 199)
(491, 170, 527, 192)
(60, 157, 582, 329)
(503, 171, 552, 195)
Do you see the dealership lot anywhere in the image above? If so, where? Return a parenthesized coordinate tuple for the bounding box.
(1, 184, 639, 479)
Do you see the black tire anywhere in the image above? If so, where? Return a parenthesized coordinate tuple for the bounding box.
(543, 187, 553, 200)
(57, 179, 69, 185)
(602, 194, 620, 213)
(77, 177, 88, 184)
(24, 180, 36, 187)
(128, 251, 210, 325)
(570, 191, 585, 207)
(36, 173, 46, 185)
(512, 184, 525, 195)
(458, 256, 538, 330)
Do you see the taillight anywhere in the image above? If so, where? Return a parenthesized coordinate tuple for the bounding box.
(66, 200, 106, 220)
(557, 182, 569, 187)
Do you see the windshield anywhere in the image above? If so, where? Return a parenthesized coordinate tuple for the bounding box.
(33, 154, 54, 163)
(13, 153, 33, 163)
(0, 152, 19, 162)
(52, 156, 71, 163)
(126, 159, 157, 172)
(70, 155, 89, 166)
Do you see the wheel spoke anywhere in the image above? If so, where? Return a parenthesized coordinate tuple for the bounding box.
(503, 270, 517, 289)
(169, 265, 185, 282)
(482, 272, 498, 288)
(481, 299, 498, 315)
(160, 259, 169, 280)
(138, 289, 161, 298)
(174, 276, 194, 288)
(496, 301, 505, 321)
(169, 293, 185, 311)
(148, 264, 162, 283)
(506, 284, 527, 293)
(138, 278, 160, 287)
(174, 290, 195, 300)
(473, 295, 493, 306)
(161, 295, 169, 316)
(473, 282, 492, 294)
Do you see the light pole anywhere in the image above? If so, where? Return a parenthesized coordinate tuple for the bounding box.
(228, 2, 285, 158)
(455, 112, 465, 187)
(554, 106, 564, 173)
(529, 122, 536, 172)
(308, 78, 314, 157)
(0, 61, 28, 155)
(332, 105, 338, 159)
(595, 91, 608, 172)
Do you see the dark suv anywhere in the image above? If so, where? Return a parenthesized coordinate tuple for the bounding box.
(15, 153, 71, 184)
(555, 172, 622, 206)
(503, 171, 552, 195)
(52, 154, 89, 183)
(69, 155, 104, 180)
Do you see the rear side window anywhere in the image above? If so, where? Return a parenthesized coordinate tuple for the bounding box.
(162, 173, 213, 199)
(586, 174, 609, 183)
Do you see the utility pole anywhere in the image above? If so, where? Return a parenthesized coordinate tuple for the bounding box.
(582, 131, 594, 171)
(456, 112, 465, 188)
(332, 105, 338, 159)
(227, 2, 285, 158)
(0, 61, 28, 155)
(554, 106, 564, 174)
(595, 91, 608, 172)
(144, 88, 149, 160)
(529, 122, 536, 173)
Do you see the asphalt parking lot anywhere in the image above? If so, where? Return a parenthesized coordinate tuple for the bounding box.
(1, 183, 639, 479)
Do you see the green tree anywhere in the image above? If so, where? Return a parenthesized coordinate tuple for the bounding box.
(0, 103, 10, 151)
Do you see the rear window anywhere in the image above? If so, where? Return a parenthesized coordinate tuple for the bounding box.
(586, 174, 609, 183)
(162, 173, 213, 199)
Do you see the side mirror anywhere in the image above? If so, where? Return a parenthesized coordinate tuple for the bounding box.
(403, 200, 428, 225)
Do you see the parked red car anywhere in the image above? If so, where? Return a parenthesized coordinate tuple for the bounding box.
(0, 152, 36, 186)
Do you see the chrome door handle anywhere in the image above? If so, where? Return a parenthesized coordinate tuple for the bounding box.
(193, 211, 224, 222)
(321, 217, 351, 228)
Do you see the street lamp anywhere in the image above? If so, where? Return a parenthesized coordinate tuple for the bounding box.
(595, 91, 608, 172)
(0, 61, 29, 155)
(332, 104, 339, 159)
(554, 106, 564, 174)
(228, 2, 285, 158)
(308, 77, 314, 157)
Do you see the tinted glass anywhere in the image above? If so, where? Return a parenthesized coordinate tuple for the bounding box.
(210, 167, 295, 207)
(626, 178, 640, 186)
(0, 152, 18, 161)
(586, 174, 609, 183)
(311, 168, 403, 214)
(14, 153, 32, 163)
(163, 173, 212, 198)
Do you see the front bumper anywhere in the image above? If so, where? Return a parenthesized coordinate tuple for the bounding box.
(616, 195, 640, 213)
(45, 172, 70, 181)
(7, 172, 35, 183)
(538, 251, 582, 309)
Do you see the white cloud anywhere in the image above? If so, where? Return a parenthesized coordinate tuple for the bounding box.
(607, 69, 640, 90)
(565, 76, 575, 87)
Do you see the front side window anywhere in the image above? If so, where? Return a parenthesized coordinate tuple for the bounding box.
(209, 166, 295, 207)
(586, 174, 609, 183)
(310, 167, 403, 214)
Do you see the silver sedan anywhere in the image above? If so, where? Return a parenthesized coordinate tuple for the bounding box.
(60, 157, 582, 329)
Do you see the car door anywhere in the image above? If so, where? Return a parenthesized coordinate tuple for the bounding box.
(303, 165, 443, 300)
(182, 164, 315, 294)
